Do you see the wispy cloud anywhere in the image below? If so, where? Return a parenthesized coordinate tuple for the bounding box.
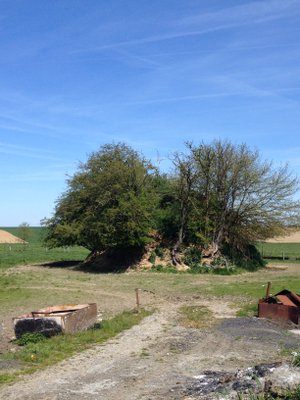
(0, 169, 72, 183)
(181, 0, 300, 27)
(0, 142, 65, 161)
(136, 42, 298, 59)
(73, 0, 300, 54)
(112, 49, 162, 69)
(72, 25, 237, 53)
(125, 91, 261, 105)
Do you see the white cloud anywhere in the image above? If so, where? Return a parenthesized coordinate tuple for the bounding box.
(73, 0, 300, 54)
(0, 142, 64, 161)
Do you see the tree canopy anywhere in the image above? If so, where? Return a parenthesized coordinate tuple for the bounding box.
(45, 143, 157, 254)
(44, 140, 300, 269)
(170, 141, 299, 262)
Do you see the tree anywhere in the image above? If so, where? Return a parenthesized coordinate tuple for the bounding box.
(173, 140, 299, 262)
(44, 143, 157, 261)
(44, 140, 300, 270)
(169, 153, 197, 265)
(17, 222, 31, 243)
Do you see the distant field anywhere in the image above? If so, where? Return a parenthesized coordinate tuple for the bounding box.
(256, 230, 300, 261)
(0, 227, 89, 269)
(1, 227, 300, 269)
(266, 230, 300, 243)
(257, 242, 300, 261)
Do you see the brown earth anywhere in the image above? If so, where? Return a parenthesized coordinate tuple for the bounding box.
(0, 230, 26, 244)
(266, 230, 300, 243)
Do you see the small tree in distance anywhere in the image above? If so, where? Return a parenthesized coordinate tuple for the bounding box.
(17, 222, 31, 243)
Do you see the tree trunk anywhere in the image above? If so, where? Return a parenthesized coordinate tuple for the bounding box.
(171, 220, 185, 266)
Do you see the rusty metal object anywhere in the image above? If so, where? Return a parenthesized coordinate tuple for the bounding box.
(13, 303, 97, 339)
(258, 287, 300, 325)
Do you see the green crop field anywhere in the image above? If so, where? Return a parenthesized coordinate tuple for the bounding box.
(1, 226, 300, 270)
(257, 242, 300, 261)
(0, 227, 89, 270)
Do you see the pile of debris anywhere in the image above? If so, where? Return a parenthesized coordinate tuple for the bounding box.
(175, 362, 300, 399)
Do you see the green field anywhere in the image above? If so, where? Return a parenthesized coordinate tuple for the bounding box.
(1, 227, 300, 270)
(0, 227, 89, 269)
(257, 242, 300, 261)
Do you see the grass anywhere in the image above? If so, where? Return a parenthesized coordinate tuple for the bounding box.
(1, 227, 300, 272)
(1, 231, 300, 387)
(0, 309, 152, 384)
(1, 265, 300, 315)
(179, 305, 215, 329)
(0, 227, 89, 270)
(236, 303, 258, 317)
(257, 242, 300, 261)
(237, 386, 300, 399)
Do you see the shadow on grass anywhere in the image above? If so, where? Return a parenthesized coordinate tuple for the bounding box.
(74, 264, 128, 273)
(74, 247, 145, 274)
(40, 260, 84, 269)
(39, 259, 131, 273)
(40, 250, 142, 273)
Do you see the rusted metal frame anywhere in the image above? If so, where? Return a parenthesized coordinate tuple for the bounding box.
(258, 283, 300, 325)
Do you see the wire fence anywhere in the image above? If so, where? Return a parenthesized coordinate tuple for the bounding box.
(259, 244, 300, 261)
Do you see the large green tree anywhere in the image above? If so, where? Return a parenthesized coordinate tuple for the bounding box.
(44, 140, 300, 269)
(44, 143, 157, 258)
(172, 140, 300, 261)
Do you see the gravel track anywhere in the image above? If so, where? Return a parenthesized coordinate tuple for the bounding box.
(1, 298, 300, 400)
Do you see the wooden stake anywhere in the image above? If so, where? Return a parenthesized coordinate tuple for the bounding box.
(135, 288, 141, 313)
(265, 281, 271, 298)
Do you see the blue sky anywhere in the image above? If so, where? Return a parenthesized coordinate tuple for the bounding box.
(1, 0, 300, 226)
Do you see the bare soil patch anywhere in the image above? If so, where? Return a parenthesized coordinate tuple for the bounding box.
(266, 230, 300, 243)
(0, 229, 26, 244)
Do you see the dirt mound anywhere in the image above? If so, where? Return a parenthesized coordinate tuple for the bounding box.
(0, 229, 26, 244)
(266, 230, 300, 243)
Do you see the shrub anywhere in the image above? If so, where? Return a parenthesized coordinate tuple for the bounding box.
(188, 264, 210, 274)
(16, 332, 46, 346)
(222, 243, 266, 271)
(148, 252, 156, 264)
(184, 246, 202, 267)
(150, 264, 178, 273)
(154, 247, 164, 259)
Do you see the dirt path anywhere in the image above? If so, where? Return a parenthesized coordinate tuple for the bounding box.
(1, 299, 300, 400)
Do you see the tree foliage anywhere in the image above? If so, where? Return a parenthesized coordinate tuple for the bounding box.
(17, 222, 31, 242)
(45, 143, 157, 254)
(44, 140, 300, 269)
(171, 140, 299, 256)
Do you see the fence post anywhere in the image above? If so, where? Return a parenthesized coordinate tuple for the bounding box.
(265, 281, 271, 298)
(135, 288, 141, 313)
